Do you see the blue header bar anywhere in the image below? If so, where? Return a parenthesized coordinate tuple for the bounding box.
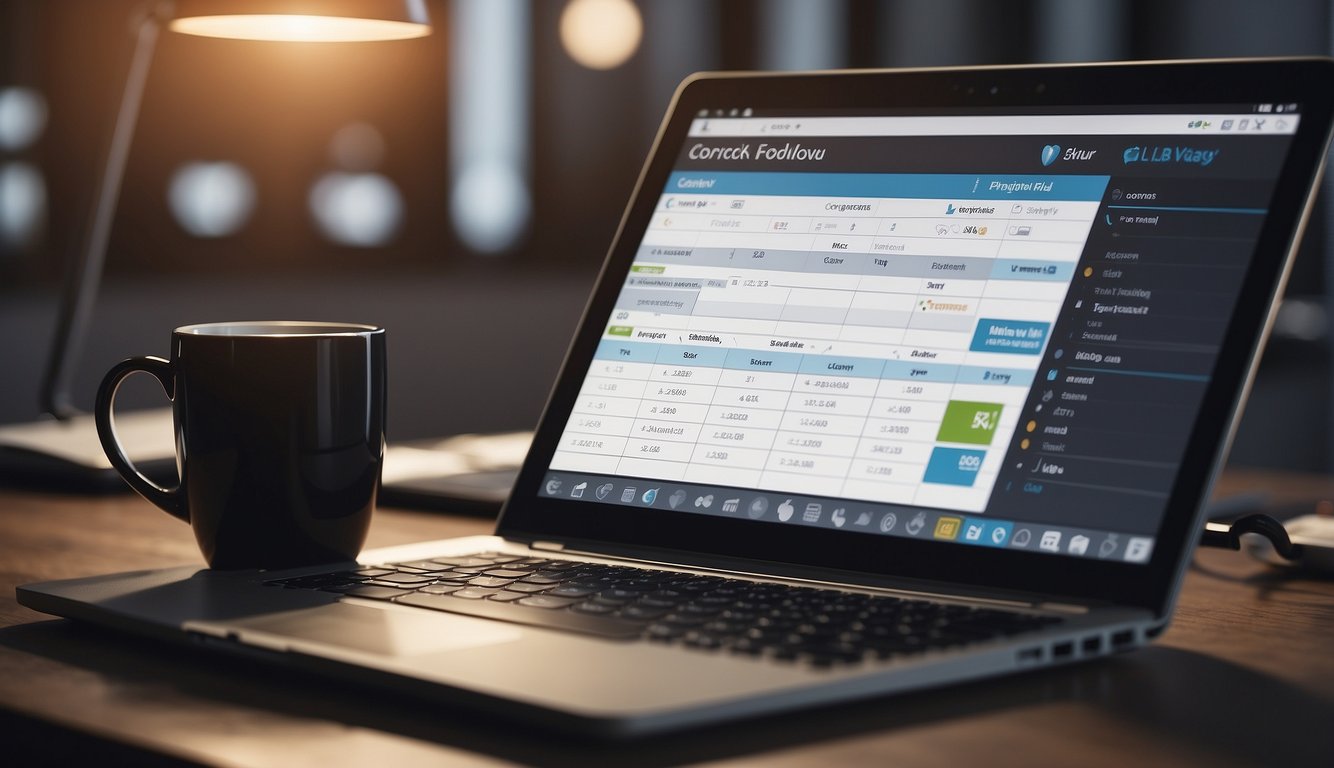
(594, 339, 659, 363)
(799, 355, 886, 379)
(656, 344, 727, 367)
(665, 172, 1109, 201)
(724, 348, 803, 373)
(597, 337, 1039, 385)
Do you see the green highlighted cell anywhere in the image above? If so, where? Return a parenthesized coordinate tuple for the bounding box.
(630, 265, 666, 274)
(936, 400, 1003, 445)
(607, 325, 634, 337)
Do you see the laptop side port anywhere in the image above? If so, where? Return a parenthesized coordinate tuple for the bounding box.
(1082, 635, 1103, 655)
(1052, 641, 1074, 659)
(1111, 629, 1135, 650)
(1016, 646, 1043, 665)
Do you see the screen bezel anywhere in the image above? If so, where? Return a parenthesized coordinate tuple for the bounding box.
(496, 59, 1334, 615)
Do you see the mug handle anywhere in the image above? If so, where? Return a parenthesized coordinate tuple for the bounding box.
(95, 356, 187, 522)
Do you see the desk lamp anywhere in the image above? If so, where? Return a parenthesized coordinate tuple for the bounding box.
(0, 0, 430, 489)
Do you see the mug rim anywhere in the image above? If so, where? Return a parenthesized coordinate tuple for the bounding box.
(175, 321, 383, 338)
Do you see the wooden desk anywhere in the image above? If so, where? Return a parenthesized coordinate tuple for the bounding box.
(2, 469, 1333, 766)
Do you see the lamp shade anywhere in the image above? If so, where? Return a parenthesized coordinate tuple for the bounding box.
(168, 0, 431, 42)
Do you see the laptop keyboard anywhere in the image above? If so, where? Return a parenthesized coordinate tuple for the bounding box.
(266, 552, 1061, 667)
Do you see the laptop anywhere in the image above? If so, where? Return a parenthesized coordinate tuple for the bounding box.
(19, 59, 1334, 737)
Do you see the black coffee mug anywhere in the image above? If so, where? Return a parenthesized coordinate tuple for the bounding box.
(95, 321, 387, 569)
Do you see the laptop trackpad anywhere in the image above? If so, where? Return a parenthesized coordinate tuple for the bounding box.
(219, 601, 523, 657)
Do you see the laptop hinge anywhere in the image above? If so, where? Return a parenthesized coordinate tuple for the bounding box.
(530, 541, 566, 552)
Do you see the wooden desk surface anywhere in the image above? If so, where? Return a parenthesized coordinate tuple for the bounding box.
(2, 469, 1333, 767)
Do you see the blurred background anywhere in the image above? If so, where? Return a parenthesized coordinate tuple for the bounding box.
(1, 0, 1331, 471)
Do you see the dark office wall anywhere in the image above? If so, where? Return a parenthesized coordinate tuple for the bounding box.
(9, 0, 1330, 280)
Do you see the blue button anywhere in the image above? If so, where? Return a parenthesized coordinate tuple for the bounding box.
(981, 521, 1014, 547)
(923, 447, 985, 487)
(969, 318, 1050, 355)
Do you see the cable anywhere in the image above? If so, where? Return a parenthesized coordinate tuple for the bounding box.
(1200, 513, 1303, 561)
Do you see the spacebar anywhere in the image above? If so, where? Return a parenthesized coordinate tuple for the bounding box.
(393, 593, 646, 639)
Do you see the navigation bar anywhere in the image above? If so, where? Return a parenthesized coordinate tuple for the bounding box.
(539, 470, 1156, 563)
(666, 172, 1110, 201)
(689, 114, 1300, 138)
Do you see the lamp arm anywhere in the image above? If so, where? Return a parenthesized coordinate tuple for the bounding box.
(40, 7, 163, 419)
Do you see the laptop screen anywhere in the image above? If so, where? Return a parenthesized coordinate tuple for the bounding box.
(537, 103, 1299, 566)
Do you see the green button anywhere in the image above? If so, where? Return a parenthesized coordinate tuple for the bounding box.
(607, 325, 633, 337)
(936, 400, 1003, 445)
(631, 265, 665, 274)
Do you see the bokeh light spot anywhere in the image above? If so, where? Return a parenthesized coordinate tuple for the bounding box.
(559, 0, 643, 70)
(167, 161, 257, 238)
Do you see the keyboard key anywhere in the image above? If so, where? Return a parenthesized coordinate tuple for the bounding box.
(376, 573, 436, 585)
(431, 557, 494, 567)
(278, 574, 346, 589)
(418, 584, 462, 595)
(394, 560, 452, 572)
(682, 631, 724, 650)
(323, 582, 369, 593)
(678, 603, 722, 616)
(646, 623, 687, 641)
(506, 582, 553, 593)
(548, 585, 597, 598)
(468, 576, 517, 588)
(730, 638, 765, 656)
(342, 585, 414, 600)
(572, 602, 619, 615)
(540, 560, 584, 571)
(661, 614, 710, 627)
(483, 569, 533, 579)
(518, 595, 580, 609)
(606, 580, 658, 592)
(487, 591, 527, 602)
(620, 605, 669, 621)
(452, 587, 502, 600)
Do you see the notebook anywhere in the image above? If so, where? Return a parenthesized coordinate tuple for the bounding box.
(19, 59, 1334, 737)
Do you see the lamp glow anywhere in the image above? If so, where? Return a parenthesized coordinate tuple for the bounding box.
(170, 14, 430, 42)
